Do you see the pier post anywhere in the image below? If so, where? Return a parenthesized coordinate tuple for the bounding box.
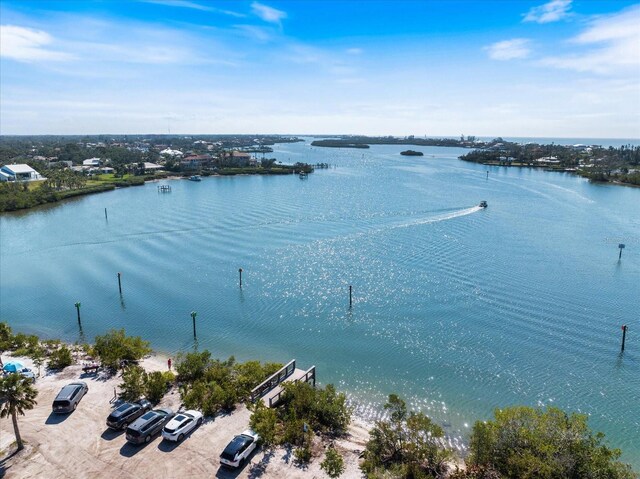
(621, 325, 627, 352)
(75, 302, 81, 326)
(117, 272, 122, 294)
(239, 268, 243, 288)
(486, 171, 489, 180)
(349, 285, 353, 308)
(618, 243, 625, 260)
(191, 311, 197, 338)
(104, 208, 108, 220)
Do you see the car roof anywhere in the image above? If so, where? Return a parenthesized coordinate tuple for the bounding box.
(114, 403, 136, 413)
(56, 383, 84, 400)
(223, 434, 253, 456)
(128, 411, 158, 430)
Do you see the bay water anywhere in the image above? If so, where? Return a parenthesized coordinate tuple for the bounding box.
(1, 140, 638, 465)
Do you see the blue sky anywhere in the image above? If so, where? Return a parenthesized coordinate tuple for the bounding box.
(1, 0, 639, 138)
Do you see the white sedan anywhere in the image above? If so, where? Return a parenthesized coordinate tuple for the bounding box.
(161, 410, 203, 442)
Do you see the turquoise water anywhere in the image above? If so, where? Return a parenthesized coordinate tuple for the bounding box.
(1, 141, 639, 464)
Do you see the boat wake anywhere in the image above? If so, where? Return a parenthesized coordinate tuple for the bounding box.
(389, 205, 482, 230)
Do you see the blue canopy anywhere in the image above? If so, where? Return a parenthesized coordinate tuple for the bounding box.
(3, 361, 26, 372)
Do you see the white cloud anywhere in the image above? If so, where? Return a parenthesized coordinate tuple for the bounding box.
(524, 0, 572, 23)
(140, 0, 245, 17)
(251, 2, 286, 25)
(346, 48, 363, 55)
(485, 38, 531, 60)
(0, 25, 73, 62)
(539, 5, 640, 74)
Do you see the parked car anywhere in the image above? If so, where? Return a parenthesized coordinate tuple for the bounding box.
(52, 382, 88, 413)
(161, 409, 203, 442)
(220, 429, 260, 468)
(125, 408, 174, 445)
(18, 367, 36, 383)
(106, 399, 152, 430)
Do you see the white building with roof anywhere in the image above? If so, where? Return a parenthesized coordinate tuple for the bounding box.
(0, 164, 44, 182)
(160, 148, 183, 157)
(83, 158, 102, 167)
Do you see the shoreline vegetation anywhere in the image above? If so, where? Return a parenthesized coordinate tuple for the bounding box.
(0, 133, 315, 213)
(2, 133, 638, 212)
(311, 135, 640, 186)
(1, 323, 637, 478)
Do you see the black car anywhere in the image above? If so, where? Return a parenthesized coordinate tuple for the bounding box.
(106, 399, 152, 430)
(125, 408, 174, 445)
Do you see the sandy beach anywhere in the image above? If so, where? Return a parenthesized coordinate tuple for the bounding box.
(0, 353, 369, 479)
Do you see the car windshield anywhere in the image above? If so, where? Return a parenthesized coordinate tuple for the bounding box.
(127, 428, 141, 437)
(173, 414, 186, 422)
(53, 400, 69, 407)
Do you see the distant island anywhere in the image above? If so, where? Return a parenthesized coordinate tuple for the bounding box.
(400, 150, 423, 156)
(310, 135, 640, 187)
(310, 139, 369, 148)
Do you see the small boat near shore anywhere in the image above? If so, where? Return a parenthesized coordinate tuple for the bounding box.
(479, 200, 487, 208)
(189, 175, 202, 182)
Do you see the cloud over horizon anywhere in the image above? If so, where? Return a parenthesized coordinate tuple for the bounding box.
(540, 5, 640, 74)
(0, 24, 72, 62)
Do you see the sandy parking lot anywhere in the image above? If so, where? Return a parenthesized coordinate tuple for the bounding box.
(0, 355, 368, 479)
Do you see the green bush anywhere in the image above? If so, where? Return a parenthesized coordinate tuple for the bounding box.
(145, 370, 169, 403)
(281, 382, 351, 436)
(48, 345, 73, 370)
(321, 447, 345, 478)
(175, 351, 212, 382)
(249, 401, 278, 447)
(93, 329, 151, 369)
(294, 444, 312, 465)
(119, 365, 147, 402)
(361, 394, 451, 478)
(11, 333, 41, 357)
(177, 352, 282, 417)
(0, 322, 13, 352)
(469, 406, 637, 479)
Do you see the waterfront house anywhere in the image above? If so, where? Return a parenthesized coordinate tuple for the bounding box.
(223, 151, 251, 167)
(0, 164, 43, 182)
(83, 158, 102, 167)
(143, 162, 163, 172)
(181, 154, 212, 170)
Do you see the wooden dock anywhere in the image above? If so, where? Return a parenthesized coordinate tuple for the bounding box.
(250, 359, 316, 408)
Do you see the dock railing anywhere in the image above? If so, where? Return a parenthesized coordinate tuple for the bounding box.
(267, 365, 316, 407)
(251, 359, 296, 402)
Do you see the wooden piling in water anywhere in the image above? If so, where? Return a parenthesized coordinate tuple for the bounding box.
(75, 301, 81, 327)
(621, 325, 627, 352)
(117, 272, 122, 294)
(191, 311, 197, 338)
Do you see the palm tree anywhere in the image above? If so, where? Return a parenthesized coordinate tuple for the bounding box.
(0, 373, 38, 451)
